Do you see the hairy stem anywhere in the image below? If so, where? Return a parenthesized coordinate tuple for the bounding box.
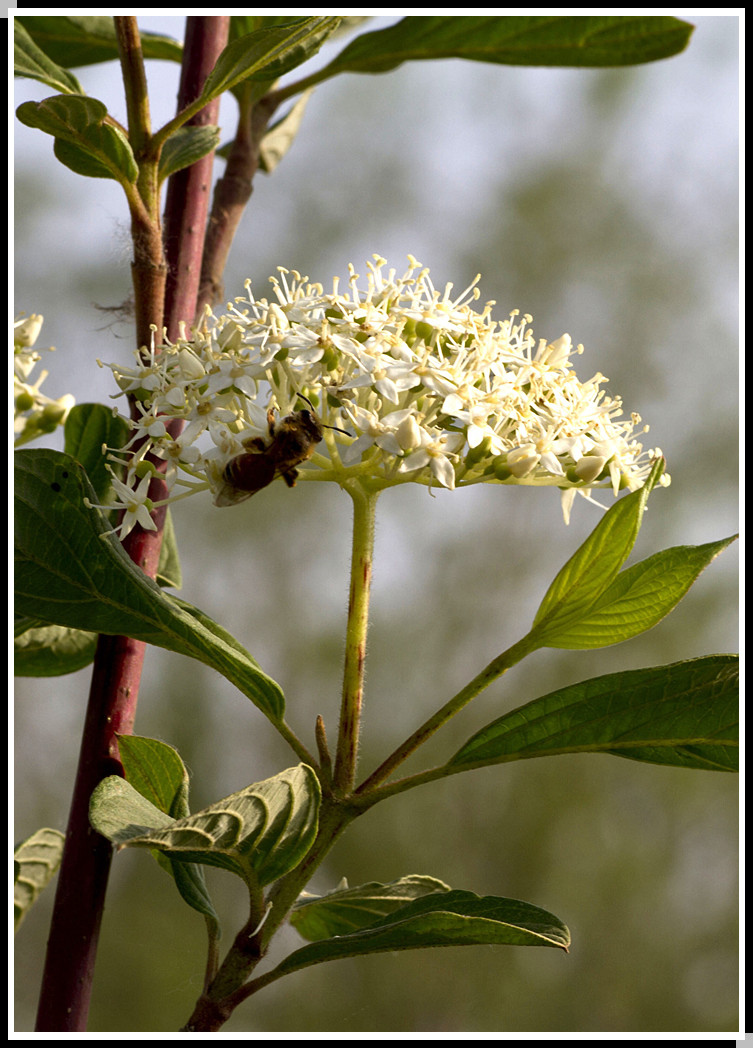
(333, 483, 379, 794)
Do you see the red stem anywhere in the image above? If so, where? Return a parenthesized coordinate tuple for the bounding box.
(33, 635, 146, 1031)
(34, 17, 229, 1032)
(164, 16, 231, 331)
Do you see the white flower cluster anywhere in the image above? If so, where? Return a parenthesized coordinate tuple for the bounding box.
(14, 315, 75, 446)
(99, 256, 667, 535)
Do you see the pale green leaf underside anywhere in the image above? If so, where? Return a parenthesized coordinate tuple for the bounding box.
(117, 735, 219, 924)
(14, 828, 66, 932)
(14, 621, 97, 677)
(90, 765, 320, 890)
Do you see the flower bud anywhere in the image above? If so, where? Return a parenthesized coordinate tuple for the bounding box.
(493, 456, 512, 481)
(178, 347, 206, 380)
(465, 435, 492, 466)
(396, 414, 421, 451)
(14, 314, 44, 348)
(574, 454, 608, 484)
(508, 446, 538, 478)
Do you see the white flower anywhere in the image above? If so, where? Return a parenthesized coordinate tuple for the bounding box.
(98, 257, 668, 520)
(13, 315, 75, 445)
(399, 428, 466, 489)
(84, 470, 157, 540)
(340, 404, 418, 461)
(14, 314, 44, 350)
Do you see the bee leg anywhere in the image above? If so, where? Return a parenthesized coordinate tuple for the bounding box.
(281, 468, 300, 488)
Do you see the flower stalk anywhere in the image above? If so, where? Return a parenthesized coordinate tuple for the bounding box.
(333, 481, 379, 794)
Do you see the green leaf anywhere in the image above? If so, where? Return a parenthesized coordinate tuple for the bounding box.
(118, 734, 192, 819)
(291, 875, 451, 941)
(16, 94, 139, 184)
(530, 459, 664, 647)
(225, 15, 357, 108)
(158, 125, 221, 183)
(90, 764, 320, 891)
(545, 536, 737, 648)
(118, 735, 219, 927)
(319, 15, 694, 78)
(165, 855, 222, 932)
(228, 14, 368, 45)
(276, 891, 569, 976)
(197, 17, 342, 105)
(156, 508, 182, 591)
(448, 655, 738, 773)
(14, 19, 83, 94)
(16, 15, 183, 68)
(52, 137, 134, 181)
(14, 449, 285, 722)
(258, 90, 313, 174)
(14, 406, 160, 677)
(63, 402, 130, 504)
(14, 621, 97, 676)
(14, 828, 65, 932)
(229, 14, 316, 40)
(89, 776, 175, 839)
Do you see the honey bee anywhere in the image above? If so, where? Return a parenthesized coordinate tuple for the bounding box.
(214, 396, 348, 507)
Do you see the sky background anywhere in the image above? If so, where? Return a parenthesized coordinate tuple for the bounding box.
(14, 14, 739, 1033)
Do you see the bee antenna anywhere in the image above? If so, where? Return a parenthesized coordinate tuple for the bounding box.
(324, 421, 351, 436)
(294, 391, 351, 436)
(295, 393, 316, 411)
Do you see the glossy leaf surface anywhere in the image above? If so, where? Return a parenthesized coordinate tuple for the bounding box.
(291, 875, 451, 941)
(16, 94, 138, 184)
(14, 450, 285, 722)
(449, 655, 738, 772)
(277, 891, 570, 977)
(320, 15, 694, 78)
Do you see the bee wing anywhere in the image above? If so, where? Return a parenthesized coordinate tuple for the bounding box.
(213, 482, 255, 508)
(213, 452, 276, 507)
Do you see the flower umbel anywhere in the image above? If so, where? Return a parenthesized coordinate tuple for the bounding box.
(99, 256, 668, 532)
(14, 315, 75, 446)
